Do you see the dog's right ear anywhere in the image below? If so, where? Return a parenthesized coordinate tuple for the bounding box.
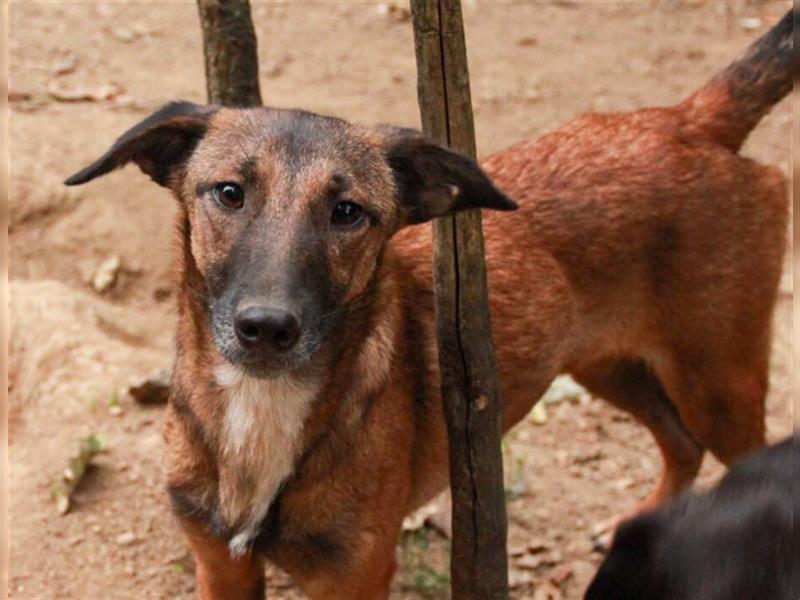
(64, 101, 217, 188)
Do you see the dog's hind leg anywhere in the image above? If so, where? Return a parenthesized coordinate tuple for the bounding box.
(666, 357, 767, 468)
(574, 359, 704, 506)
(572, 358, 704, 546)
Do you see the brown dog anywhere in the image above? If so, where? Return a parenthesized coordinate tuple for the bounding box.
(65, 10, 793, 600)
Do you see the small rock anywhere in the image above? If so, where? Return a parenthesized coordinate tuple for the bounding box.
(740, 17, 762, 30)
(130, 22, 152, 35)
(613, 477, 635, 491)
(109, 404, 124, 417)
(111, 94, 136, 108)
(55, 495, 70, 515)
(92, 255, 121, 292)
(376, 2, 410, 22)
(541, 375, 586, 404)
(50, 53, 78, 76)
(549, 564, 573, 585)
(529, 401, 548, 425)
(92, 82, 125, 101)
(112, 27, 140, 42)
(508, 568, 535, 589)
(68, 535, 85, 547)
(116, 532, 138, 546)
(506, 474, 528, 498)
(516, 553, 553, 571)
(127, 368, 171, 405)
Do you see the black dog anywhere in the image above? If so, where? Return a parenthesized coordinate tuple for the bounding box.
(586, 435, 799, 600)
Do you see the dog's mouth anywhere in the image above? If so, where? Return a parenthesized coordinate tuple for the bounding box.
(215, 336, 319, 378)
(231, 354, 310, 380)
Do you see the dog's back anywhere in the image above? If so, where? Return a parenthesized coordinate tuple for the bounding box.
(585, 436, 800, 600)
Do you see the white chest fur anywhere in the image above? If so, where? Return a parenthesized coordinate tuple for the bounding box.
(214, 363, 318, 556)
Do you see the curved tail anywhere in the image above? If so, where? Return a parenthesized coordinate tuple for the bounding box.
(679, 9, 795, 152)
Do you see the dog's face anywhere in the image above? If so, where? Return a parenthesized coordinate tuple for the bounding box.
(66, 102, 515, 375)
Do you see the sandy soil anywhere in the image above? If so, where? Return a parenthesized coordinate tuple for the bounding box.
(8, 1, 793, 598)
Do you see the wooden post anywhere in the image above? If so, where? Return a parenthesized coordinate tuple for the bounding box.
(410, 1, 509, 599)
(196, 0, 262, 106)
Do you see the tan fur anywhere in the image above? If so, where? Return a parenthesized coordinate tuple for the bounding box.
(214, 363, 319, 556)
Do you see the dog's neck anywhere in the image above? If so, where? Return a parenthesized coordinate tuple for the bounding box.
(211, 362, 319, 555)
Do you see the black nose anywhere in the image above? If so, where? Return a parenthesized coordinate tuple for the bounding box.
(234, 306, 301, 353)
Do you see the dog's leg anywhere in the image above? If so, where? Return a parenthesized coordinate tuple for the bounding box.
(573, 359, 704, 546)
(288, 528, 398, 600)
(666, 360, 767, 467)
(575, 359, 704, 505)
(180, 518, 265, 600)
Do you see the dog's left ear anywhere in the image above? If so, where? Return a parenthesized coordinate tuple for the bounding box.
(381, 128, 517, 225)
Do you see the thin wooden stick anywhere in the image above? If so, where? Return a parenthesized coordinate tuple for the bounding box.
(410, 1, 509, 598)
(196, 0, 262, 107)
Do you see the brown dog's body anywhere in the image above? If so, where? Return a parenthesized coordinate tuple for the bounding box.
(66, 11, 793, 600)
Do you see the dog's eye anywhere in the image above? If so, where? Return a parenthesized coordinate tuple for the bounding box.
(213, 182, 244, 210)
(331, 201, 365, 227)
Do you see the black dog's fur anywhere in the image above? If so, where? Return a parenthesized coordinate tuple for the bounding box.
(586, 435, 799, 600)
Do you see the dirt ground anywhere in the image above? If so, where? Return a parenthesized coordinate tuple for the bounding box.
(8, 1, 793, 599)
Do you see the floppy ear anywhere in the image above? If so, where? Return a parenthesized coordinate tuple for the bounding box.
(64, 101, 217, 188)
(382, 128, 517, 225)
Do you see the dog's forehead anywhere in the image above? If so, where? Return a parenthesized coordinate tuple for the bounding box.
(191, 107, 384, 181)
